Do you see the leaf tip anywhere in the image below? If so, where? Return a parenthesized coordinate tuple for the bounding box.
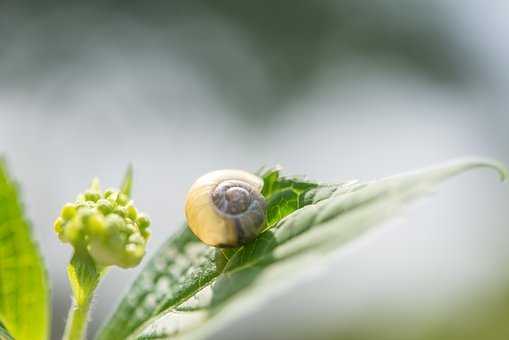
(439, 157, 508, 183)
(121, 164, 134, 197)
(478, 158, 508, 183)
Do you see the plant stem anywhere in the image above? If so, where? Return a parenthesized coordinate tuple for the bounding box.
(64, 293, 94, 340)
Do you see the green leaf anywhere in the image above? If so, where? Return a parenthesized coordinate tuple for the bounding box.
(97, 167, 329, 340)
(0, 159, 50, 340)
(97, 158, 507, 340)
(121, 165, 134, 198)
(261, 167, 322, 228)
(67, 251, 104, 307)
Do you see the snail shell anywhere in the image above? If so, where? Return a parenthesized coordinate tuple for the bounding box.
(184, 170, 266, 247)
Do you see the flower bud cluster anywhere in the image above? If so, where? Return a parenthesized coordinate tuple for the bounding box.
(54, 179, 150, 268)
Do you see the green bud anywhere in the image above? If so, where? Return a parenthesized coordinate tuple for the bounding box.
(61, 203, 77, 220)
(54, 177, 151, 269)
(128, 233, 144, 245)
(126, 205, 138, 220)
(63, 220, 81, 244)
(84, 190, 100, 202)
(105, 214, 125, 232)
(125, 243, 143, 257)
(97, 199, 113, 214)
(103, 188, 115, 198)
(106, 232, 127, 250)
(106, 192, 119, 204)
(125, 223, 137, 234)
(78, 207, 94, 223)
(123, 244, 144, 267)
(117, 193, 129, 206)
(114, 206, 127, 218)
(88, 214, 106, 236)
(137, 214, 151, 229)
(140, 228, 151, 239)
(54, 217, 64, 234)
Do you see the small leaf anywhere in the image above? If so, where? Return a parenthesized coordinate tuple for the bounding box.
(64, 251, 105, 340)
(67, 251, 104, 306)
(98, 158, 507, 340)
(261, 167, 321, 228)
(0, 159, 50, 340)
(121, 165, 134, 198)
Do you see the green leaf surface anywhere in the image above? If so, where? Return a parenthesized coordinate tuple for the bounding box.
(98, 158, 507, 340)
(0, 159, 50, 340)
(261, 167, 323, 228)
(67, 251, 104, 307)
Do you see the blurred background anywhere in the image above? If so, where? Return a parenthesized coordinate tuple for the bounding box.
(1, 1, 509, 339)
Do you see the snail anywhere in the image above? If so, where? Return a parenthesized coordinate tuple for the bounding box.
(184, 170, 267, 247)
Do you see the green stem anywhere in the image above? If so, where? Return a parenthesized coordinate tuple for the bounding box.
(64, 293, 94, 340)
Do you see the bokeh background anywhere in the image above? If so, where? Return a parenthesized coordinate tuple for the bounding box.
(1, 1, 509, 339)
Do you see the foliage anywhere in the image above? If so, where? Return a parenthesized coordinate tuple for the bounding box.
(0, 157, 506, 340)
(97, 158, 507, 340)
(0, 159, 49, 340)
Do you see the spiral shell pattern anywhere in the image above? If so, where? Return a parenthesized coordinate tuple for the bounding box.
(185, 170, 266, 247)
